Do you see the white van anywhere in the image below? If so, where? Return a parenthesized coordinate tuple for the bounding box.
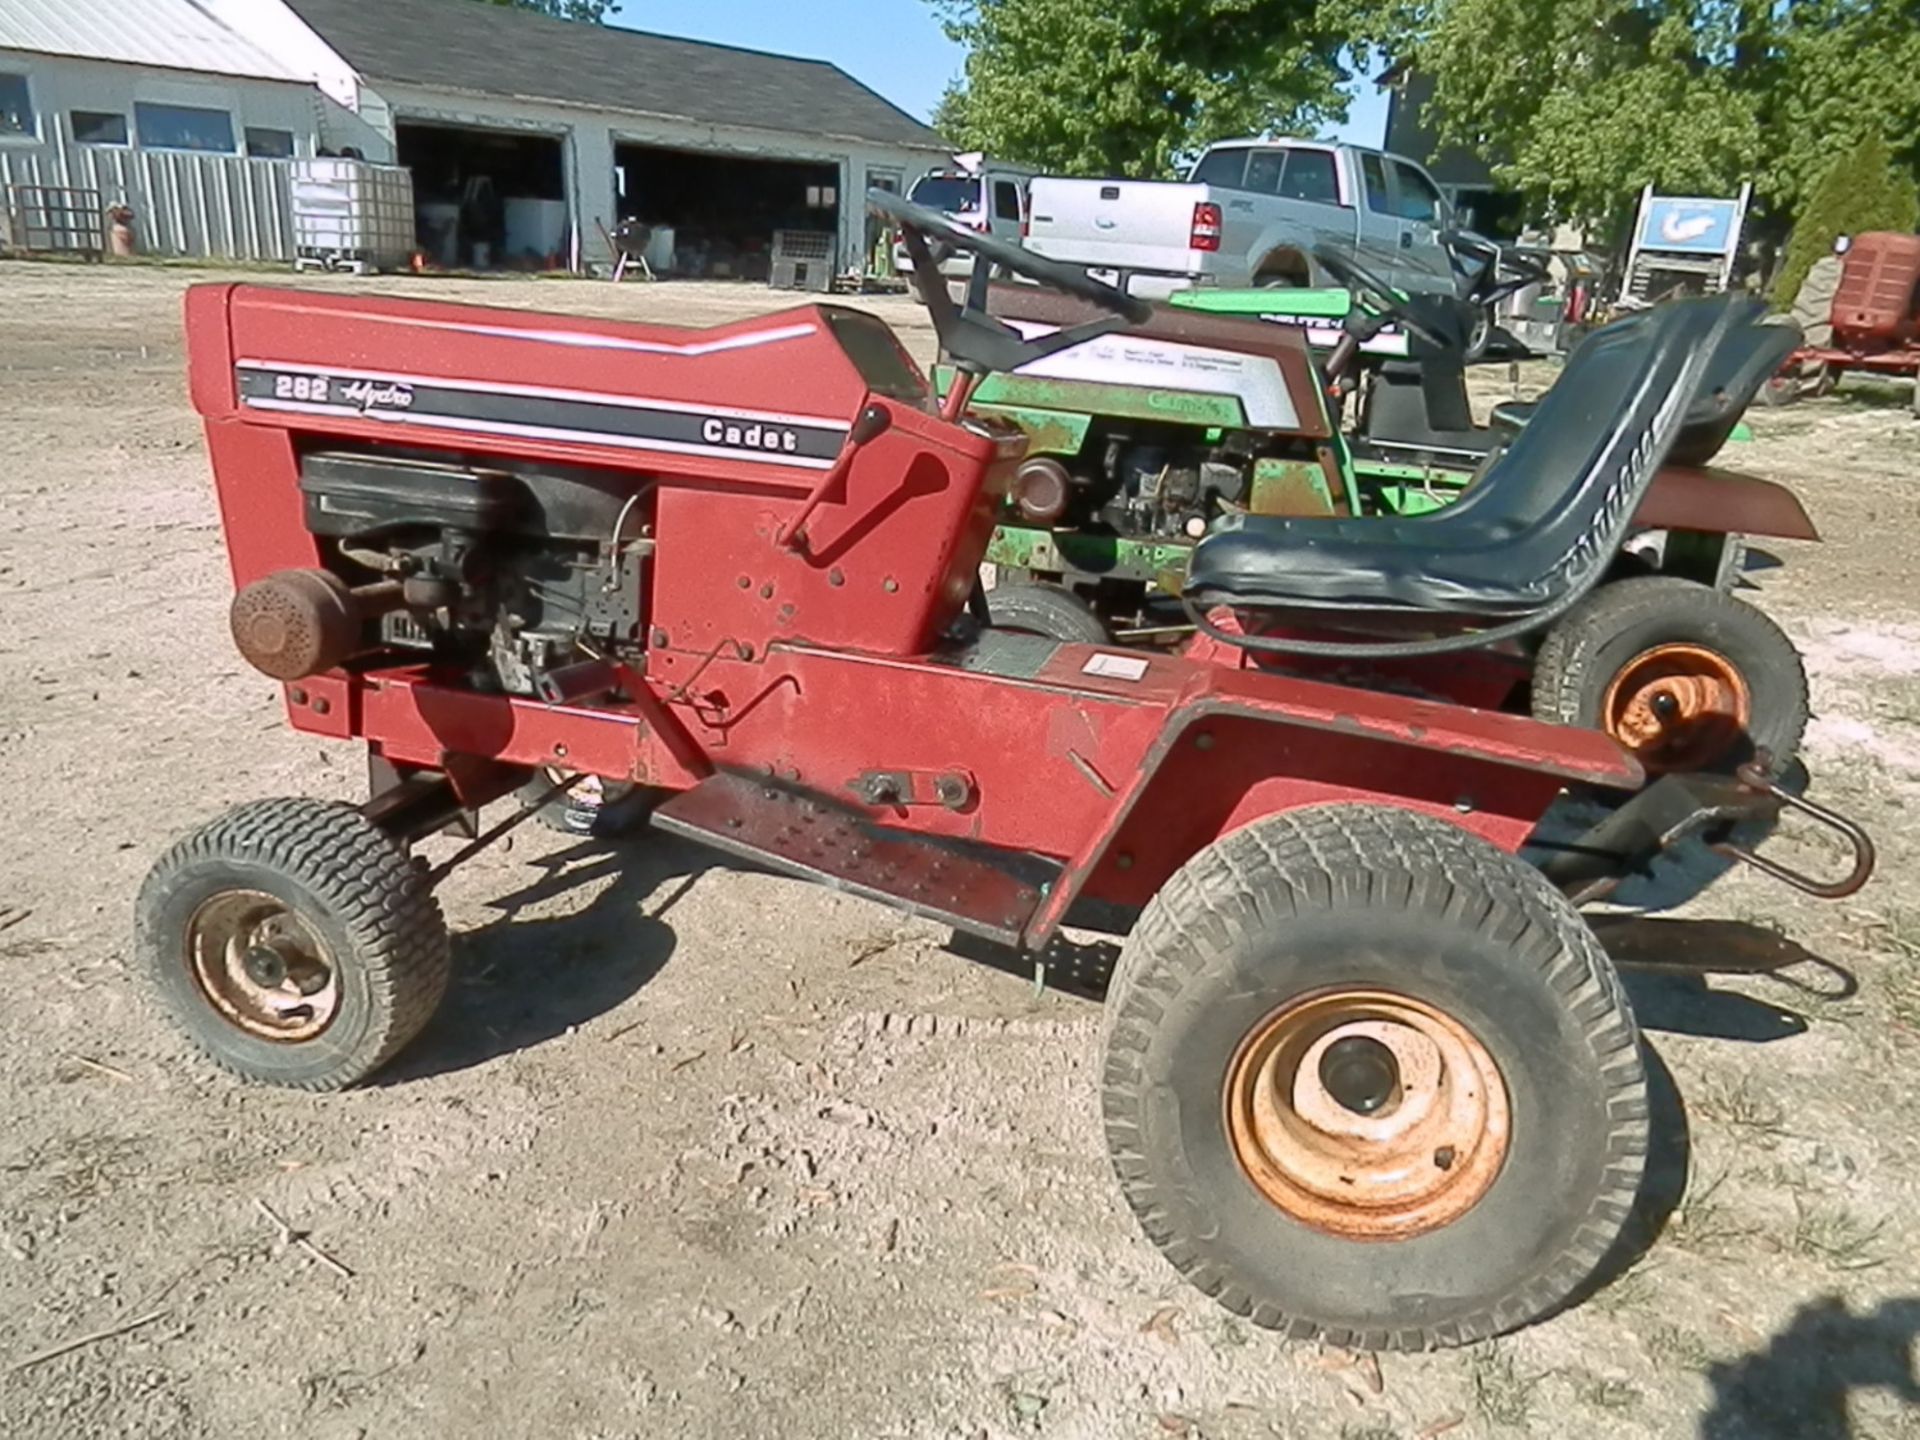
(892, 153, 1038, 277)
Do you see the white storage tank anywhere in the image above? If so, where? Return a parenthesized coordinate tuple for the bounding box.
(292, 159, 417, 275)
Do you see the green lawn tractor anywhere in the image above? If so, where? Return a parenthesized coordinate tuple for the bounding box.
(943, 246, 1817, 775)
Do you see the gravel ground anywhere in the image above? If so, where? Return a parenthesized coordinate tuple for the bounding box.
(1, 261, 1917, 1440)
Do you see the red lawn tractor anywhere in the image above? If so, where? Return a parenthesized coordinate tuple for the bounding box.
(141, 193, 1873, 1351)
(1770, 231, 1920, 414)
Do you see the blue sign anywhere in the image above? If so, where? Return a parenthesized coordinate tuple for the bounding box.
(1638, 197, 1740, 256)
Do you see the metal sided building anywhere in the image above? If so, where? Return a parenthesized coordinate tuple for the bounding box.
(2, 0, 949, 275)
(270, 0, 953, 276)
(0, 0, 381, 259)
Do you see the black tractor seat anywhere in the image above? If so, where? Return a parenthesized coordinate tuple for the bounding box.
(1489, 307, 1799, 466)
(1186, 297, 1740, 619)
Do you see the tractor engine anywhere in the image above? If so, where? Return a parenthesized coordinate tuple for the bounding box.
(1012, 425, 1263, 541)
(227, 448, 652, 701)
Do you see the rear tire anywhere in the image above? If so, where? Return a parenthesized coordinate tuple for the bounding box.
(1101, 805, 1646, 1350)
(137, 798, 449, 1090)
(987, 582, 1110, 643)
(1532, 576, 1808, 773)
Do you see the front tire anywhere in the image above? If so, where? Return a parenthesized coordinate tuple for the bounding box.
(1101, 805, 1646, 1350)
(1532, 576, 1809, 773)
(137, 798, 450, 1090)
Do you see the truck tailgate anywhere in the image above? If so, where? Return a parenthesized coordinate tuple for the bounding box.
(1025, 178, 1208, 272)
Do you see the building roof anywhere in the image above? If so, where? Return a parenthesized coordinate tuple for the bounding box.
(284, 0, 948, 153)
(0, 0, 299, 82)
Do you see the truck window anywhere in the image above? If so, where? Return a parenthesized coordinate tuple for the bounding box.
(1389, 160, 1445, 223)
(993, 179, 1023, 222)
(1189, 148, 1248, 189)
(1360, 154, 1391, 213)
(909, 174, 982, 216)
(1244, 150, 1287, 196)
(1279, 149, 1339, 204)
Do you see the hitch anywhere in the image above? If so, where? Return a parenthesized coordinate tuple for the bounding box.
(1540, 753, 1875, 905)
(1710, 761, 1877, 900)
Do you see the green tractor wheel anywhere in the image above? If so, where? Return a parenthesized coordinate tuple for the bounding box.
(986, 582, 1111, 643)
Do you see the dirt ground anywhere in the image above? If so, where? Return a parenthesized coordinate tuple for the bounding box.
(2, 260, 1918, 1440)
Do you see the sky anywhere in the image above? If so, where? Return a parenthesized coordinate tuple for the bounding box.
(609, 0, 1391, 148)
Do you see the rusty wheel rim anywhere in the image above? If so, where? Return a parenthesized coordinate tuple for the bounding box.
(1601, 642, 1751, 773)
(1224, 989, 1510, 1241)
(187, 889, 340, 1042)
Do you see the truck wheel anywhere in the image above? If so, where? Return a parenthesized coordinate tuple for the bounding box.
(517, 769, 657, 838)
(1532, 576, 1808, 774)
(1755, 374, 1799, 407)
(987, 582, 1110, 643)
(136, 798, 450, 1091)
(1102, 805, 1645, 1350)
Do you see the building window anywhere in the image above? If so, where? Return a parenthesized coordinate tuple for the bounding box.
(134, 102, 235, 153)
(805, 185, 837, 209)
(72, 111, 130, 146)
(245, 127, 295, 159)
(0, 73, 34, 138)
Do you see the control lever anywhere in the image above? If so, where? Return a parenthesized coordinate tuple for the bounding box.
(779, 403, 893, 553)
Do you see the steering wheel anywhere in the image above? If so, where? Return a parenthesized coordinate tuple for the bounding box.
(1438, 233, 1552, 361)
(1442, 230, 1551, 310)
(867, 188, 1152, 377)
(1309, 244, 1452, 351)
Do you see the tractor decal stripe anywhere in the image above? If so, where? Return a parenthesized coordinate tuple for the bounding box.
(341, 315, 823, 357)
(234, 360, 851, 430)
(233, 363, 846, 469)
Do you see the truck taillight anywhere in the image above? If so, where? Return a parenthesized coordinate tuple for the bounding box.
(1190, 202, 1223, 252)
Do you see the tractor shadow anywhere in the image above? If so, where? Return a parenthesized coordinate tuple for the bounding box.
(1698, 1295, 1920, 1439)
(1578, 915, 1858, 1304)
(1599, 914, 1854, 1043)
(944, 903, 1134, 1004)
(384, 834, 713, 1082)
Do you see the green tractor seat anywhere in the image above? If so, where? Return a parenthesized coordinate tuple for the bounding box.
(1185, 297, 1739, 619)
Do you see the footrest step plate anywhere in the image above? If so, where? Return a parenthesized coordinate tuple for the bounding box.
(652, 772, 1056, 947)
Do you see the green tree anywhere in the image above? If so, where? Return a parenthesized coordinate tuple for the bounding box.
(928, 1, 1384, 178)
(472, 0, 621, 20)
(1396, 0, 1920, 227)
(1774, 135, 1920, 306)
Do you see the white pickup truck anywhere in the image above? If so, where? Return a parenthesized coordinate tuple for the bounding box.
(1025, 139, 1459, 299)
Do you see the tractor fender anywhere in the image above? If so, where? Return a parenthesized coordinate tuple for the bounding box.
(1024, 676, 1642, 946)
(1634, 465, 1819, 543)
